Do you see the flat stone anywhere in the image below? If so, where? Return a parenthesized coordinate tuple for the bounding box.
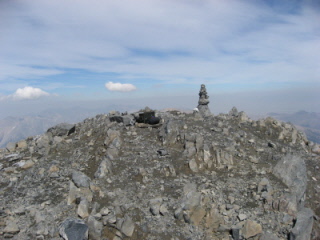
(3, 220, 19, 234)
(20, 160, 35, 169)
(238, 213, 247, 221)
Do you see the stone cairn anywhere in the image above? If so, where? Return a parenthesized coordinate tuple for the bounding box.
(196, 84, 211, 117)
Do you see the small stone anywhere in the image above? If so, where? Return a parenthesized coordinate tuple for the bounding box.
(238, 214, 247, 221)
(189, 159, 198, 172)
(228, 196, 235, 204)
(21, 160, 35, 169)
(100, 207, 110, 216)
(59, 218, 88, 240)
(49, 165, 59, 172)
(149, 197, 163, 216)
(72, 170, 91, 188)
(159, 204, 169, 216)
(121, 216, 135, 237)
(3, 220, 19, 234)
(88, 216, 103, 240)
(77, 199, 89, 219)
(242, 220, 262, 239)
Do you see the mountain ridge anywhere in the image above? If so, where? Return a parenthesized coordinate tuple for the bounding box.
(0, 105, 319, 239)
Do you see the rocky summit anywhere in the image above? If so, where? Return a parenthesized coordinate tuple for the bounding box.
(1, 85, 320, 240)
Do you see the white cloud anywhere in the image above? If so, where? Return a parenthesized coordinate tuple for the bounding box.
(105, 82, 136, 92)
(12, 87, 50, 100)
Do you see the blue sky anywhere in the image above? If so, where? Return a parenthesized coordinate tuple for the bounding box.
(0, 0, 319, 116)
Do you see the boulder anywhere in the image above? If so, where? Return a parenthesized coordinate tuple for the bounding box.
(109, 115, 135, 126)
(120, 216, 135, 237)
(88, 216, 103, 240)
(59, 218, 88, 240)
(6, 142, 16, 152)
(94, 158, 112, 179)
(77, 198, 89, 219)
(289, 208, 314, 240)
(273, 154, 307, 209)
(47, 123, 75, 137)
(72, 170, 91, 188)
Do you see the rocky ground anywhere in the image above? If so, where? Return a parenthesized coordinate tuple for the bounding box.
(0, 107, 320, 240)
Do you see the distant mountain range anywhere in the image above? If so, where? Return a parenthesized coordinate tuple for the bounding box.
(268, 111, 320, 144)
(1, 109, 319, 148)
(0, 105, 138, 148)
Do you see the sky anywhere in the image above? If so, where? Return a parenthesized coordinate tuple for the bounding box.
(0, 0, 319, 117)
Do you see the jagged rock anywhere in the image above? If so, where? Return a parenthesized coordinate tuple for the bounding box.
(159, 119, 181, 145)
(241, 220, 262, 239)
(88, 216, 103, 240)
(289, 208, 314, 240)
(72, 170, 91, 188)
(94, 158, 112, 178)
(77, 198, 89, 219)
(273, 154, 307, 209)
(47, 123, 75, 136)
(120, 216, 135, 237)
(59, 218, 88, 240)
(149, 197, 163, 216)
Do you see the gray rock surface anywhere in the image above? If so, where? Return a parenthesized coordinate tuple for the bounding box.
(0, 86, 319, 240)
(47, 123, 75, 136)
(72, 170, 91, 188)
(59, 218, 88, 240)
(273, 154, 307, 210)
(289, 208, 314, 240)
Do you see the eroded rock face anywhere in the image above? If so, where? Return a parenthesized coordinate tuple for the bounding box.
(0, 105, 318, 240)
(273, 154, 307, 211)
